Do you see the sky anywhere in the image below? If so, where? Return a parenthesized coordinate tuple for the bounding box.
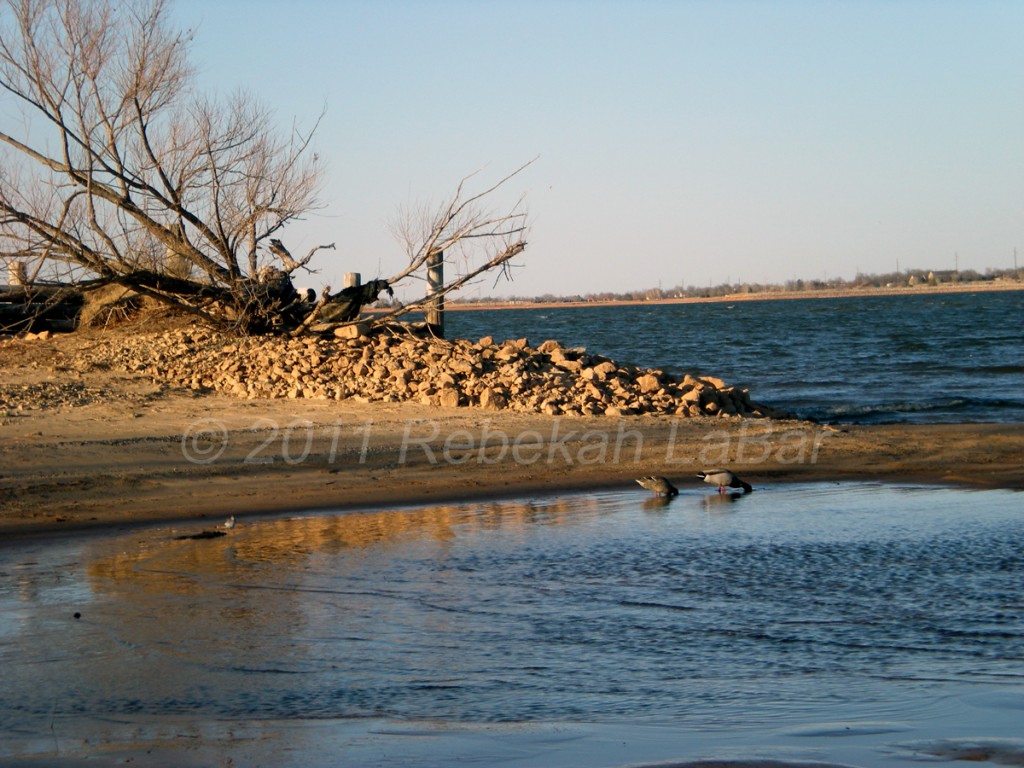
(172, 0, 1024, 300)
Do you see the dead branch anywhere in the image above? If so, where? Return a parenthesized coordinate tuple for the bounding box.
(370, 240, 526, 327)
(381, 160, 533, 323)
(0, 0, 325, 333)
(269, 239, 335, 274)
(287, 285, 332, 338)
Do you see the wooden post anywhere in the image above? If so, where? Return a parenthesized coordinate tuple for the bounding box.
(343, 272, 361, 289)
(426, 251, 444, 337)
(7, 261, 27, 286)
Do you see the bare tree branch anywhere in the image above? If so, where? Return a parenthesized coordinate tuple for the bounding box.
(1, 0, 533, 335)
(0, 0, 326, 332)
(370, 240, 526, 328)
(382, 159, 534, 320)
(269, 238, 334, 274)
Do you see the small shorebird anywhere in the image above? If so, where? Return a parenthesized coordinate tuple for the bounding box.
(635, 476, 679, 497)
(222, 516, 236, 529)
(697, 469, 752, 494)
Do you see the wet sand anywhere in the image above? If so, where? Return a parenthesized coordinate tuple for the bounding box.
(5, 714, 1024, 768)
(4, 285, 1023, 538)
(2, 363, 1022, 537)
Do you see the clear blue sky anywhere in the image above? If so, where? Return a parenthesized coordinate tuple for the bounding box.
(174, 0, 1024, 299)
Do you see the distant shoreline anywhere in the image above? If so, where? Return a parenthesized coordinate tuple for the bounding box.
(442, 279, 1024, 312)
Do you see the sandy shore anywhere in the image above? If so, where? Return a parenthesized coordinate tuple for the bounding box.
(3, 327, 1023, 768)
(2, 339, 1021, 538)
(445, 278, 1024, 311)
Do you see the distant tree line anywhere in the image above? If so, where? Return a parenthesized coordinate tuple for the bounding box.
(451, 266, 1023, 306)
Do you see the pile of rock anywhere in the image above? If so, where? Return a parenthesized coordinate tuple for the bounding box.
(71, 325, 786, 419)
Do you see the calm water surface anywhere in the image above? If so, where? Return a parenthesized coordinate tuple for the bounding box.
(2, 484, 1023, 765)
(445, 290, 1024, 424)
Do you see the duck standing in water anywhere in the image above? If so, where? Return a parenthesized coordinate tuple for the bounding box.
(635, 476, 679, 497)
(697, 469, 752, 494)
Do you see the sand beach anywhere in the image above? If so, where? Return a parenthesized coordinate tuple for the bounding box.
(1, 326, 1021, 537)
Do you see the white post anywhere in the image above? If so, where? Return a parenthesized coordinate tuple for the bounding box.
(8, 261, 27, 286)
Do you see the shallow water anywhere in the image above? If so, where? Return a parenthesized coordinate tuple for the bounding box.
(2, 483, 1023, 766)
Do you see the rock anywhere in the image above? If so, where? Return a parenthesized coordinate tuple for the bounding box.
(448, 358, 475, 375)
(334, 322, 369, 339)
(479, 386, 508, 411)
(553, 358, 583, 372)
(636, 373, 661, 393)
(681, 388, 702, 404)
(438, 388, 463, 408)
(35, 313, 782, 420)
(494, 346, 520, 362)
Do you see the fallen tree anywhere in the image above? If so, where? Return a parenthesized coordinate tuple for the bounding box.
(0, 0, 528, 335)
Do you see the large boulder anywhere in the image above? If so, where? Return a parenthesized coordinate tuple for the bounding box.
(479, 386, 509, 411)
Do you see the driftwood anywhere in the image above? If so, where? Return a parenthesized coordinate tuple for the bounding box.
(0, 270, 398, 336)
(318, 279, 394, 324)
(0, 285, 84, 303)
(175, 529, 227, 540)
(0, 285, 83, 333)
(0, 303, 71, 320)
(293, 279, 397, 337)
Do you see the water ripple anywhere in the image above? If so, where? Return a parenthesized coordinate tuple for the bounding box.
(445, 291, 1024, 423)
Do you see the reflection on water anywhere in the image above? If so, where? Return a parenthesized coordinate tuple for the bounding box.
(2, 483, 1023, 765)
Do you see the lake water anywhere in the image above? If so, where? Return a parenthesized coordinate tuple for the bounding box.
(3, 483, 1023, 767)
(446, 290, 1024, 424)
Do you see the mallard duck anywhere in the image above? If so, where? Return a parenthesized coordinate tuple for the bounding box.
(697, 469, 752, 494)
(635, 476, 679, 497)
